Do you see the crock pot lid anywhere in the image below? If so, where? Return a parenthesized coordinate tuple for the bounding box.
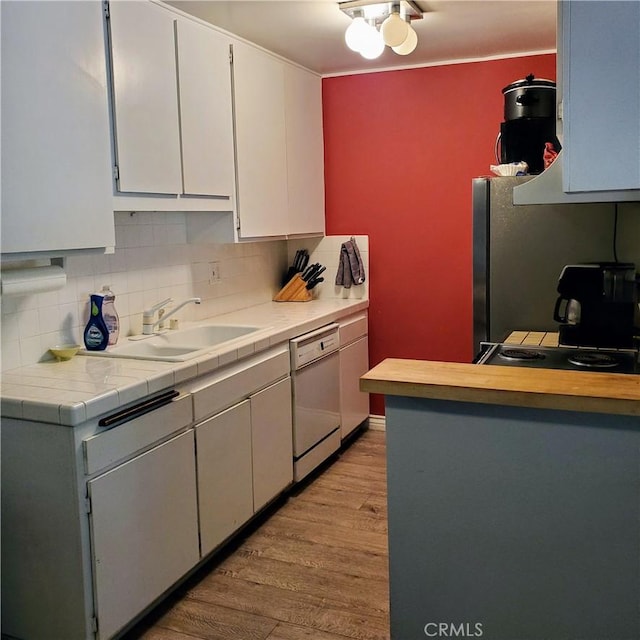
(502, 73, 556, 94)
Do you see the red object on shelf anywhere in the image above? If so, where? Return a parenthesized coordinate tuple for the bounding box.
(543, 141, 558, 169)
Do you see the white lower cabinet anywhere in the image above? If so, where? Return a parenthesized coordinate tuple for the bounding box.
(196, 377, 293, 556)
(88, 431, 199, 640)
(339, 313, 370, 439)
(251, 377, 293, 511)
(191, 345, 293, 555)
(196, 400, 254, 556)
(339, 336, 370, 439)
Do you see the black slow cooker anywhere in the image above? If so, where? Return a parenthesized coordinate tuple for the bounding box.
(502, 74, 556, 121)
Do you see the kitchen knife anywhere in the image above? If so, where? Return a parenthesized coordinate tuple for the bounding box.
(306, 277, 324, 290)
(303, 264, 325, 282)
(299, 250, 309, 272)
(302, 263, 320, 281)
(283, 250, 305, 286)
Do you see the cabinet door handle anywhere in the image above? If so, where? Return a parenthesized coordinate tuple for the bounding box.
(98, 389, 180, 428)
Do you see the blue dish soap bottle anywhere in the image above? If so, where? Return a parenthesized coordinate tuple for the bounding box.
(83, 294, 110, 351)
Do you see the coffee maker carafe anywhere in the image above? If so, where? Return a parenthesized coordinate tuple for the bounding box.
(553, 262, 638, 349)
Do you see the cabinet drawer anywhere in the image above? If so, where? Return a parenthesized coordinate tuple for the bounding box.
(191, 345, 289, 421)
(339, 313, 368, 347)
(83, 394, 192, 475)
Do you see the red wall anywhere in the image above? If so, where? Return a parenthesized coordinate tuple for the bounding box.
(322, 54, 556, 415)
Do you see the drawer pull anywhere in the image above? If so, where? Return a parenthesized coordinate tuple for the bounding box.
(98, 390, 180, 428)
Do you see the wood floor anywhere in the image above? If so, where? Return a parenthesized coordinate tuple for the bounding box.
(123, 428, 389, 640)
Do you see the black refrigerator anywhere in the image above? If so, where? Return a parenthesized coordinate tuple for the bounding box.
(472, 176, 618, 354)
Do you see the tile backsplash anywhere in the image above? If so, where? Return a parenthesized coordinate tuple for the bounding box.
(1, 212, 288, 371)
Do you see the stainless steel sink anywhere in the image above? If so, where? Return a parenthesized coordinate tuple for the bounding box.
(82, 324, 264, 362)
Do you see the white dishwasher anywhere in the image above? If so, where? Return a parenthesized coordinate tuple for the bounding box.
(290, 323, 341, 482)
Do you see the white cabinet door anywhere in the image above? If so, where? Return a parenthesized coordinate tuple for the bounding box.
(176, 18, 235, 198)
(339, 337, 370, 439)
(285, 65, 325, 236)
(196, 400, 254, 557)
(108, 0, 182, 194)
(251, 377, 293, 511)
(1, 0, 114, 257)
(88, 431, 199, 640)
(562, 0, 640, 192)
(232, 41, 289, 238)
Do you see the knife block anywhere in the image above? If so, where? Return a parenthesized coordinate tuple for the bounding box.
(273, 274, 312, 302)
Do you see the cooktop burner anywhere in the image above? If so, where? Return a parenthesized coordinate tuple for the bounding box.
(478, 343, 638, 374)
(499, 348, 546, 362)
(567, 352, 620, 368)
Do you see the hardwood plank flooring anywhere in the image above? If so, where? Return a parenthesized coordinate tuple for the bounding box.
(122, 429, 389, 640)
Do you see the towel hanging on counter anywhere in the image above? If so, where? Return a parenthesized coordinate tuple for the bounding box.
(335, 237, 365, 288)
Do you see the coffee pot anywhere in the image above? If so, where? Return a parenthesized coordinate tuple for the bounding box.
(554, 262, 638, 349)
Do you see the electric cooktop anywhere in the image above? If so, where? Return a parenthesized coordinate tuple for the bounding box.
(477, 343, 639, 374)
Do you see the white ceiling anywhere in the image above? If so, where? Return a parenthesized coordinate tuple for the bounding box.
(167, 0, 557, 76)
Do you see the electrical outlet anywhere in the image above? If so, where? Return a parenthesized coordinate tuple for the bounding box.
(208, 261, 221, 284)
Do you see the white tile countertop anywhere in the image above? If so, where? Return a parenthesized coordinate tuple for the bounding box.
(1, 299, 368, 426)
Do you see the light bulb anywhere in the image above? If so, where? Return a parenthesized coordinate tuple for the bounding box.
(345, 16, 370, 52)
(381, 12, 409, 47)
(392, 24, 418, 55)
(359, 25, 385, 60)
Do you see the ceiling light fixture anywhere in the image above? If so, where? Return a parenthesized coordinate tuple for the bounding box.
(339, 1, 423, 60)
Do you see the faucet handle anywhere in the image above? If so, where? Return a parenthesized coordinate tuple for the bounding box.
(143, 297, 172, 317)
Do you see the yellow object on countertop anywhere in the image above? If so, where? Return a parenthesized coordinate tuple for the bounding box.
(49, 344, 81, 361)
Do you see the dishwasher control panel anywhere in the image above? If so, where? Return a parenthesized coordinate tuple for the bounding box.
(290, 323, 340, 369)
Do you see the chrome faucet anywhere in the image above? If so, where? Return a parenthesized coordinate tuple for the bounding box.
(142, 297, 201, 335)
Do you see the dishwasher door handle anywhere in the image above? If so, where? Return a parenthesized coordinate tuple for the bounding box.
(98, 389, 180, 428)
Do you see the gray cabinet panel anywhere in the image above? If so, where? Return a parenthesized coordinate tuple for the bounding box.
(563, 1, 640, 192)
(385, 396, 640, 640)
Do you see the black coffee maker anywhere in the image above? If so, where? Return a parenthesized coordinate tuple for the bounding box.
(553, 263, 639, 349)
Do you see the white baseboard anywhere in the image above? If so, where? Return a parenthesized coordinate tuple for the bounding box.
(367, 414, 386, 431)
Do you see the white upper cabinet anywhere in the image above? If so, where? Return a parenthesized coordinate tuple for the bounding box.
(108, 0, 182, 195)
(232, 40, 290, 238)
(285, 65, 326, 237)
(107, 0, 235, 206)
(562, 0, 640, 193)
(176, 19, 235, 198)
(1, 0, 115, 258)
(231, 41, 325, 239)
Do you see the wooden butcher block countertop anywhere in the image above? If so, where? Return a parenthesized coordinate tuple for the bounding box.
(361, 358, 640, 418)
